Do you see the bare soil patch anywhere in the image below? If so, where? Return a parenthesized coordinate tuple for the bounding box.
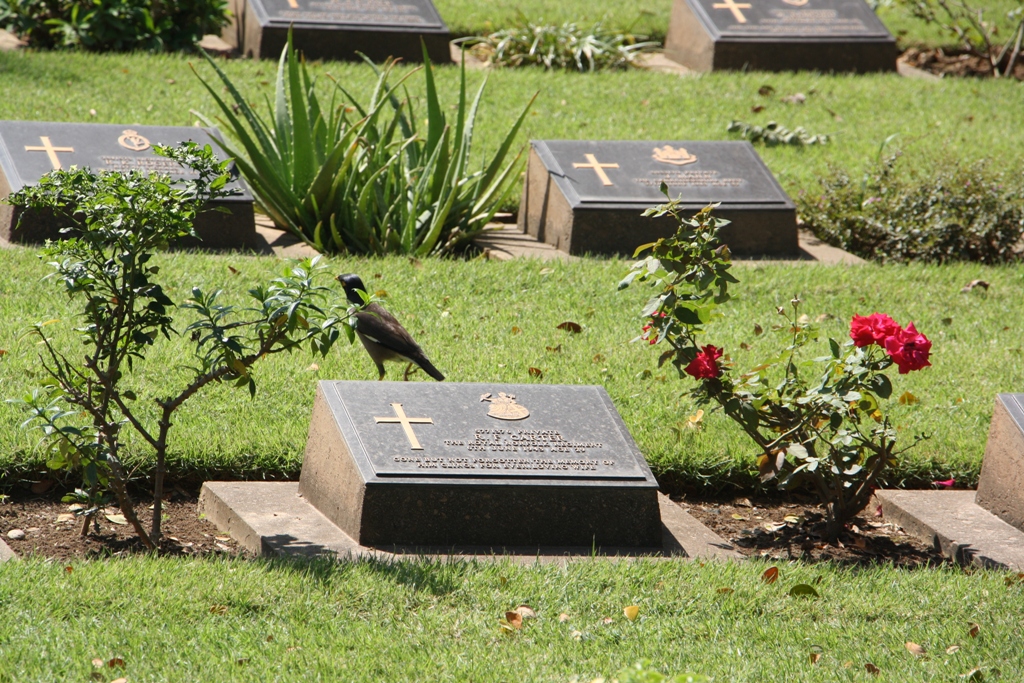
(681, 495, 949, 568)
(0, 488, 242, 561)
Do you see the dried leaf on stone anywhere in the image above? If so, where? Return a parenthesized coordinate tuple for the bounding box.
(761, 566, 779, 584)
(905, 642, 926, 657)
(623, 605, 640, 621)
(557, 321, 582, 333)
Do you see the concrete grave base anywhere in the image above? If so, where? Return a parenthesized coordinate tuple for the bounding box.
(875, 489, 1024, 570)
(199, 481, 742, 563)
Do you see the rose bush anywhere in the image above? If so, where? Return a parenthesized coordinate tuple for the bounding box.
(620, 191, 931, 541)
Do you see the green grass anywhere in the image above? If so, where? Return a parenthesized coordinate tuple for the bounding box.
(2, 246, 1020, 491)
(0, 555, 1021, 681)
(1, 49, 1022, 215)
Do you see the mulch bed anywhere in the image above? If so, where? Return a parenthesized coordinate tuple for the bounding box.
(0, 487, 242, 561)
(682, 494, 949, 568)
(2, 485, 948, 567)
(900, 47, 1024, 80)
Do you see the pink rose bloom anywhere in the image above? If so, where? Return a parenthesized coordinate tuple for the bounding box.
(884, 322, 932, 373)
(850, 313, 901, 348)
(685, 345, 723, 380)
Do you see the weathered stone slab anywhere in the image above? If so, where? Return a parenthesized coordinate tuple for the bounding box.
(875, 489, 1024, 570)
(221, 0, 450, 61)
(199, 481, 743, 562)
(665, 0, 897, 72)
(975, 394, 1024, 530)
(297, 381, 663, 548)
(0, 121, 257, 249)
(518, 140, 797, 257)
(0, 538, 17, 563)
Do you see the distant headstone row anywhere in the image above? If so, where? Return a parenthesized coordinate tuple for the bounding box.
(518, 139, 799, 257)
(0, 121, 257, 249)
(221, 0, 450, 61)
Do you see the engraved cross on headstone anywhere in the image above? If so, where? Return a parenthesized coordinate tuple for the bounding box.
(374, 402, 434, 450)
(713, 0, 752, 23)
(572, 153, 620, 186)
(24, 136, 75, 171)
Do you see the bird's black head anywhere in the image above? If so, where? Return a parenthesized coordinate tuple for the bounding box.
(337, 273, 368, 306)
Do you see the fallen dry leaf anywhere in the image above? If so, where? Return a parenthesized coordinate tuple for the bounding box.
(0, 349, 6, 356)
(961, 280, 990, 293)
(781, 92, 806, 104)
(789, 584, 819, 598)
(107, 658, 125, 668)
(809, 652, 822, 665)
(504, 611, 523, 629)
(761, 566, 779, 584)
(905, 641, 926, 657)
(539, 267, 554, 275)
(105, 513, 128, 525)
(511, 326, 522, 335)
(751, 104, 766, 113)
(559, 613, 570, 623)
(601, 617, 614, 624)
(758, 85, 775, 96)
(546, 345, 562, 353)
(56, 513, 75, 523)
(513, 605, 536, 619)
(92, 658, 104, 667)
(716, 587, 734, 595)
(528, 367, 543, 379)
(557, 321, 582, 333)
(946, 645, 961, 654)
(731, 513, 747, 520)
(228, 265, 240, 275)
(960, 667, 984, 681)
(210, 604, 229, 615)
(409, 257, 422, 268)
(969, 623, 980, 638)
(899, 391, 919, 405)
(784, 515, 802, 524)
(865, 662, 881, 675)
(623, 605, 640, 621)
(111, 679, 127, 683)
(571, 629, 583, 640)
(306, 363, 319, 372)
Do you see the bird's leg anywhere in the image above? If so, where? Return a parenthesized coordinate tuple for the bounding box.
(403, 362, 414, 381)
(376, 362, 386, 381)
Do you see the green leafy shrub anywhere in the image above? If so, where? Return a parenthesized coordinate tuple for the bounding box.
(727, 120, 830, 146)
(799, 153, 1024, 263)
(621, 192, 931, 541)
(192, 34, 535, 256)
(0, 0, 228, 51)
(6, 143, 351, 548)
(460, 18, 658, 71)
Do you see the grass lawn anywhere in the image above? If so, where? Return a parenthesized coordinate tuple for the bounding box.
(0, 556, 1021, 682)
(1, 246, 1018, 491)
(1, 49, 1022, 217)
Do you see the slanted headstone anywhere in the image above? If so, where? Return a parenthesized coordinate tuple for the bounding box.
(975, 394, 1024, 529)
(0, 121, 257, 249)
(665, 0, 896, 72)
(518, 139, 798, 257)
(222, 0, 450, 62)
(297, 381, 663, 547)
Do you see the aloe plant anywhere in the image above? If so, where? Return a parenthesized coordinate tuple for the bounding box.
(192, 32, 535, 255)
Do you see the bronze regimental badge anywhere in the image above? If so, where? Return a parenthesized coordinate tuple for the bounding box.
(480, 392, 530, 421)
(118, 129, 151, 152)
(652, 145, 698, 166)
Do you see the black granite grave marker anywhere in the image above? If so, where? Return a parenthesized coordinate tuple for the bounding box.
(222, 0, 450, 62)
(665, 0, 896, 72)
(0, 121, 258, 249)
(517, 139, 798, 257)
(298, 381, 663, 548)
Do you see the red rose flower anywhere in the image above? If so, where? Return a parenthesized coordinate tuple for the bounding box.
(850, 313, 901, 348)
(685, 345, 723, 379)
(884, 322, 932, 374)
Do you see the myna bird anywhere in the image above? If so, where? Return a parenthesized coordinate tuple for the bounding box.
(337, 273, 445, 382)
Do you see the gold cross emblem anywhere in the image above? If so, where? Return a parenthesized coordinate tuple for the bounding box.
(374, 403, 434, 450)
(572, 153, 620, 186)
(713, 0, 752, 23)
(24, 136, 75, 170)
